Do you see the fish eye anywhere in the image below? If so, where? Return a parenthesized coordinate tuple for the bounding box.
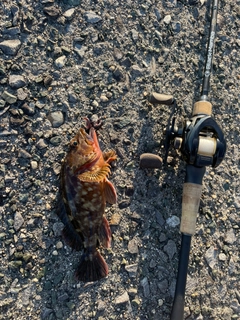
(71, 141, 78, 147)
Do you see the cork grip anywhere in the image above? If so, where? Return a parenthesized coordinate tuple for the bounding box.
(192, 101, 212, 116)
(180, 183, 203, 235)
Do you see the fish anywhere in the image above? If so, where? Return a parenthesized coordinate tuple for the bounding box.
(58, 119, 117, 282)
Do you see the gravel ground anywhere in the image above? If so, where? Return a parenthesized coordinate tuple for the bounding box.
(0, 0, 239, 319)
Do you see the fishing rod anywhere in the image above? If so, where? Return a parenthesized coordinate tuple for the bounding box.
(140, 0, 226, 319)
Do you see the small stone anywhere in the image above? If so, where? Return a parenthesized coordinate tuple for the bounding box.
(2, 91, 17, 104)
(110, 213, 121, 225)
(164, 240, 177, 259)
(219, 253, 227, 261)
(56, 241, 63, 249)
(163, 15, 171, 24)
(224, 229, 236, 244)
(131, 29, 139, 42)
(30, 161, 38, 170)
(55, 55, 67, 68)
(128, 238, 139, 254)
(131, 65, 144, 78)
(113, 48, 123, 60)
(52, 222, 64, 236)
(205, 246, 217, 269)
(47, 111, 64, 128)
(141, 277, 150, 297)
(157, 279, 168, 293)
(18, 148, 32, 159)
(36, 139, 48, 149)
(43, 6, 60, 18)
(17, 88, 28, 101)
(166, 216, 180, 228)
(63, 8, 75, 20)
(84, 11, 102, 24)
(125, 263, 138, 278)
(21, 103, 35, 116)
(115, 291, 129, 305)
(100, 95, 108, 102)
(14, 212, 24, 231)
(9, 75, 26, 89)
(50, 136, 61, 146)
(0, 39, 21, 55)
(52, 250, 58, 256)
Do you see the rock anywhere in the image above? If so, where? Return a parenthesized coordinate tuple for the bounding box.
(36, 139, 48, 149)
(131, 65, 144, 78)
(63, 8, 75, 20)
(156, 211, 165, 226)
(47, 111, 64, 128)
(43, 6, 60, 18)
(141, 277, 150, 297)
(131, 29, 139, 42)
(164, 240, 177, 259)
(84, 11, 102, 24)
(18, 148, 32, 159)
(50, 136, 61, 146)
(125, 264, 138, 278)
(166, 216, 180, 228)
(224, 229, 236, 244)
(17, 88, 28, 101)
(30, 161, 38, 170)
(55, 55, 67, 68)
(115, 291, 129, 305)
(128, 238, 139, 254)
(0, 40, 21, 55)
(9, 75, 26, 89)
(205, 246, 217, 269)
(157, 279, 168, 293)
(21, 103, 35, 116)
(163, 15, 171, 24)
(14, 212, 24, 231)
(74, 46, 87, 59)
(2, 91, 17, 104)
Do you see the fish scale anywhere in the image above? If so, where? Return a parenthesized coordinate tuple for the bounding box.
(57, 122, 117, 282)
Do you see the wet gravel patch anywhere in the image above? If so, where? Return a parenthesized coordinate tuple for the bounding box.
(0, 0, 239, 319)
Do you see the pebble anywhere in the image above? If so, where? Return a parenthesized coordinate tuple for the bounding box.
(84, 11, 102, 24)
(17, 88, 28, 101)
(163, 15, 171, 24)
(0, 39, 21, 55)
(55, 55, 67, 68)
(9, 75, 26, 89)
(128, 238, 139, 254)
(166, 216, 180, 228)
(131, 65, 144, 78)
(36, 139, 48, 149)
(219, 253, 227, 261)
(47, 111, 64, 128)
(14, 212, 24, 231)
(56, 241, 63, 249)
(205, 246, 217, 269)
(125, 263, 138, 278)
(224, 228, 236, 244)
(63, 8, 75, 20)
(164, 240, 177, 259)
(30, 161, 38, 170)
(141, 277, 150, 297)
(115, 291, 129, 305)
(1, 91, 17, 104)
(21, 103, 35, 116)
(18, 148, 32, 159)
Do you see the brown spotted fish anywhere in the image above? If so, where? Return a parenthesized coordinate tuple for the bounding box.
(58, 120, 117, 282)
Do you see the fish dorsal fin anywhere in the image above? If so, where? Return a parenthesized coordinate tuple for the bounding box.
(78, 164, 110, 182)
(104, 178, 117, 204)
(103, 150, 117, 163)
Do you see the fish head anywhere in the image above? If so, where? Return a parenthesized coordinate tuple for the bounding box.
(65, 127, 101, 173)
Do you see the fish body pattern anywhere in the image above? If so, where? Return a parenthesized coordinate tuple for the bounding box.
(58, 125, 117, 282)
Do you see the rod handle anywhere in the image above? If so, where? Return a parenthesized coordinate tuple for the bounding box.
(180, 183, 202, 235)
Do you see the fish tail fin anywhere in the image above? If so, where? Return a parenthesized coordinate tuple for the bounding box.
(76, 249, 108, 282)
(99, 216, 111, 248)
(62, 224, 83, 251)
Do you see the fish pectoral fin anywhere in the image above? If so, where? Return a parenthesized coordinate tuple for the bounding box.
(79, 165, 110, 182)
(103, 150, 117, 163)
(104, 178, 117, 204)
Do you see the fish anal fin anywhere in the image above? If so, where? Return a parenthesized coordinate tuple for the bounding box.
(62, 224, 83, 251)
(99, 216, 111, 248)
(75, 250, 108, 282)
(104, 178, 117, 204)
